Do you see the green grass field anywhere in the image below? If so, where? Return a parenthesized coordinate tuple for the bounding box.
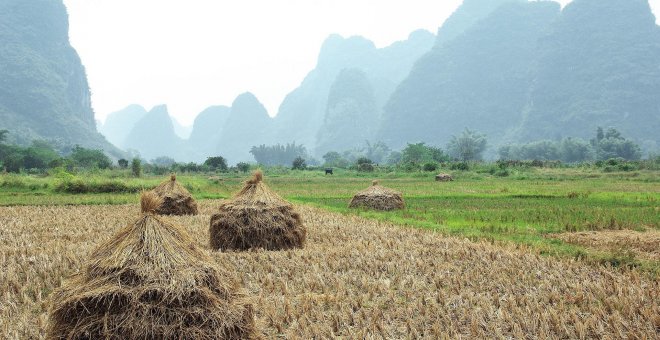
(1, 167, 658, 273)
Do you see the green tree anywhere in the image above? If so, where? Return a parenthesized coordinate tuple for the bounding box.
(250, 142, 308, 166)
(559, 138, 593, 163)
(236, 162, 250, 173)
(364, 141, 391, 164)
(592, 127, 642, 161)
(401, 143, 429, 164)
(131, 158, 142, 177)
(204, 156, 228, 172)
(447, 129, 487, 161)
(292, 157, 307, 170)
(70, 145, 111, 169)
(0, 130, 8, 144)
(23, 141, 59, 169)
(401, 143, 449, 164)
(322, 151, 349, 168)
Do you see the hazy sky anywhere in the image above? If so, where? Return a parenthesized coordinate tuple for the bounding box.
(63, 0, 657, 126)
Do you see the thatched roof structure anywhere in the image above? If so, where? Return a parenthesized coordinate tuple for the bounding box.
(47, 192, 257, 339)
(349, 180, 405, 211)
(152, 174, 198, 215)
(210, 171, 306, 251)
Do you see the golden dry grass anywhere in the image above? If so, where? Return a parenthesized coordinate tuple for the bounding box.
(552, 229, 660, 261)
(0, 201, 658, 338)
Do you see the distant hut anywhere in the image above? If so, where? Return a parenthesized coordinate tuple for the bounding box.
(210, 171, 306, 251)
(47, 192, 257, 339)
(349, 180, 405, 211)
(152, 174, 198, 215)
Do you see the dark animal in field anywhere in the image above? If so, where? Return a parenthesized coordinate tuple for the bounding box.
(325, 168, 333, 175)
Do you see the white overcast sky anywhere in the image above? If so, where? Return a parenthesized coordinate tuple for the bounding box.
(62, 0, 658, 126)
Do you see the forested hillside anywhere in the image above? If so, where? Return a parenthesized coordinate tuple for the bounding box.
(379, 0, 660, 152)
(0, 0, 120, 157)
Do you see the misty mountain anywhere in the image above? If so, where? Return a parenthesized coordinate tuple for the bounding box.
(380, 1, 560, 149)
(98, 104, 148, 147)
(273, 30, 435, 154)
(171, 118, 192, 140)
(0, 0, 121, 157)
(316, 69, 378, 156)
(517, 0, 660, 146)
(436, 0, 523, 46)
(186, 105, 231, 161)
(123, 105, 184, 161)
(380, 0, 660, 151)
(217, 93, 273, 163)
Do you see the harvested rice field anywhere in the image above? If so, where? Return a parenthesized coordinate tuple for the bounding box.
(1, 201, 658, 338)
(551, 229, 660, 261)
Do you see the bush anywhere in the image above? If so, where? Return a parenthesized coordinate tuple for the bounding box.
(0, 177, 27, 189)
(70, 145, 111, 169)
(422, 162, 438, 172)
(55, 180, 140, 194)
(449, 162, 469, 171)
(54, 180, 90, 194)
(236, 162, 250, 173)
(292, 157, 307, 170)
(131, 158, 142, 177)
(494, 169, 510, 177)
(358, 163, 374, 172)
(204, 156, 228, 172)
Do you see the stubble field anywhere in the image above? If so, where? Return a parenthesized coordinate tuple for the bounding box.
(1, 200, 658, 338)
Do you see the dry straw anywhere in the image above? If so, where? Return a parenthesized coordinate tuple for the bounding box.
(47, 191, 257, 339)
(348, 180, 405, 211)
(152, 173, 199, 215)
(210, 171, 306, 251)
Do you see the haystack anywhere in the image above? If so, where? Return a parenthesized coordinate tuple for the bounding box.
(152, 174, 198, 215)
(47, 192, 257, 339)
(349, 180, 405, 211)
(210, 171, 306, 251)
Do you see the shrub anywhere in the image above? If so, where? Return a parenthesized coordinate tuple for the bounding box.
(204, 156, 228, 172)
(236, 162, 250, 173)
(358, 163, 374, 172)
(422, 162, 438, 172)
(55, 180, 140, 194)
(292, 157, 307, 170)
(450, 162, 470, 171)
(131, 158, 142, 177)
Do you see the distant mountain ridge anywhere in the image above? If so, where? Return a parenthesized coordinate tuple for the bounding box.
(104, 31, 436, 163)
(273, 30, 436, 154)
(379, 0, 660, 152)
(99, 0, 660, 162)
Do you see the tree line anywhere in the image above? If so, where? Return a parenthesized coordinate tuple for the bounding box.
(0, 126, 649, 175)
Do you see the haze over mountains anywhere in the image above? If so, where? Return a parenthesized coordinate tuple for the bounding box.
(2, 0, 659, 164)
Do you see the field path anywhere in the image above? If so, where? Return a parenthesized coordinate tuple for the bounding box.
(0, 201, 658, 338)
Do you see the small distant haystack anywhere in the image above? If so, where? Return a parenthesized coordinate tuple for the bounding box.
(210, 171, 306, 251)
(47, 192, 257, 339)
(435, 173, 453, 182)
(152, 174, 198, 215)
(349, 180, 405, 211)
